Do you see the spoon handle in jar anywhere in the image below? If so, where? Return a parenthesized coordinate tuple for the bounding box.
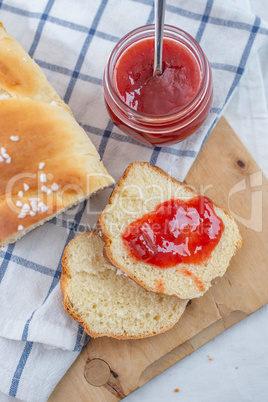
(153, 0, 166, 76)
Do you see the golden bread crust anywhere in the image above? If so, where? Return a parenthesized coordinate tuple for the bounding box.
(0, 99, 114, 245)
(0, 24, 70, 112)
(0, 23, 114, 245)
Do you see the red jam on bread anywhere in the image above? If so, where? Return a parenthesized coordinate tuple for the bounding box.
(122, 196, 224, 268)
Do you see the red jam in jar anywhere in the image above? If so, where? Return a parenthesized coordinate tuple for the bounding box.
(116, 38, 201, 115)
(122, 196, 224, 268)
(103, 25, 213, 146)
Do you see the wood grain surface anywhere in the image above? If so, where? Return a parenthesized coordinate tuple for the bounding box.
(49, 117, 268, 401)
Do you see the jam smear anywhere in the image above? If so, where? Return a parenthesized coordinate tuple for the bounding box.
(122, 196, 224, 268)
(156, 279, 164, 292)
(179, 268, 205, 291)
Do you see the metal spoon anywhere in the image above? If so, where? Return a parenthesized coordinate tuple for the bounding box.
(153, 0, 166, 76)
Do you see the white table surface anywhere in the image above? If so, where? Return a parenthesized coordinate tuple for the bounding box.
(1, 0, 267, 401)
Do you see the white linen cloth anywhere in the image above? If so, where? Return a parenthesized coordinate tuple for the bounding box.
(0, 0, 267, 400)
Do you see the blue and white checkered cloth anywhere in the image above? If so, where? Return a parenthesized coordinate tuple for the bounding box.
(0, 0, 268, 400)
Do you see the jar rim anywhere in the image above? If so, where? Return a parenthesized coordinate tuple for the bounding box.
(103, 24, 212, 126)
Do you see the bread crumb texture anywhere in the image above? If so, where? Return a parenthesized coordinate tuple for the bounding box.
(61, 231, 188, 339)
(99, 162, 242, 299)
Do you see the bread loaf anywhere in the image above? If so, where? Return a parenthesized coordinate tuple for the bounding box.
(61, 230, 188, 339)
(0, 23, 114, 246)
(0, 22, 70, 110)
(99, 162, 242, 299)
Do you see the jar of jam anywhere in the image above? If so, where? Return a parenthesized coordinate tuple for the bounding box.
(103, 24, 213, 147)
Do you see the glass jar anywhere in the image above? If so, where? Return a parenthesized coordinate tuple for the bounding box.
(103, 25, 213, 147)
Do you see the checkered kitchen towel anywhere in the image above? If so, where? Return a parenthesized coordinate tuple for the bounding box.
(0, 0, 268, 400)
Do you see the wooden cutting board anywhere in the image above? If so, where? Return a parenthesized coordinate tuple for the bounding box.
(50, 116, 268, 401)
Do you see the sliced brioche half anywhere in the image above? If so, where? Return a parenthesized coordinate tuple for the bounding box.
(99, 162, 242, 299)
(61, 231, 188, 339)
